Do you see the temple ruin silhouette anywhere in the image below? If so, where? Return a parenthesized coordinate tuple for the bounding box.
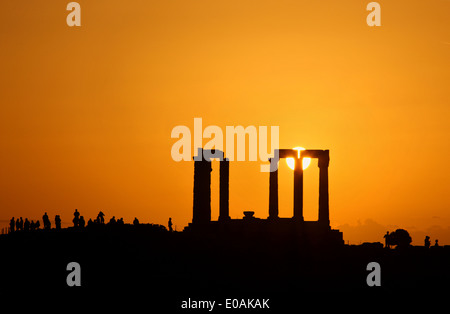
(184, 148, 344, 246)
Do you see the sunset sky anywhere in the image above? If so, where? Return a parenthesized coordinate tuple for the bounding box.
(1, 0, 449, 244)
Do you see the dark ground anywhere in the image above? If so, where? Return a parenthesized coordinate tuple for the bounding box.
(1, 225, 449, 311)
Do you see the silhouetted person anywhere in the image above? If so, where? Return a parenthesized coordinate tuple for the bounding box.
(18, 217, 23, 231)
(108, 216, 116, 225)
(383, 231, 390, 249)
(55, 215, 61, 230)
(97, 211, 105, 224)
(73, 209, 80, 227)
(9, 217, 15, 233)
(79, 216, 85, 228)
(117, 218, 124, 225)
(16, 218, 20, 231)
(168, 218, 173, 232)
(43, 212, 51, 230)
(23, 219, 30, 231)
(434, 239, 439, 247)
(35, 220, 40, 230)
(425, 236, 431, 248)
(133, 217, 139, 226)
(87, 218, 94, 227)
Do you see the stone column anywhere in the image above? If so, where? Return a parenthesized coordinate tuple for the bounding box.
(219, 158, 230, 221)
(268, 158, 279, 219)
(193, 150, 212, 225)
(318, 151, 330, 227)
(293, 156, 304, 222)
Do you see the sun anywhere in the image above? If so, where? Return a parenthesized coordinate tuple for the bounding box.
(286, 147, 311, 170)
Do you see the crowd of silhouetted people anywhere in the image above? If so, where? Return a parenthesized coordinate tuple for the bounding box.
(7, 209, 174, 234)
(8, 212, 62, 233)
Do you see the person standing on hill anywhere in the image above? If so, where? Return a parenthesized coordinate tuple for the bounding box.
(9, 217, 15, 233)
(73, 209, 80, 227)
(43, 212, 51, 230)
(168, 218, 173, 232)
(55, 215, 62, 230)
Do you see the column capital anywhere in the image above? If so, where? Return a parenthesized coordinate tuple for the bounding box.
(318, 152, 330, 168)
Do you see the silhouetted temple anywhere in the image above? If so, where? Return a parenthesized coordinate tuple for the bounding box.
(185, 148, 344, 247)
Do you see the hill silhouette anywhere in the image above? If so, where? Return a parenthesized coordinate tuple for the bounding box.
(1, 222, 449, 310)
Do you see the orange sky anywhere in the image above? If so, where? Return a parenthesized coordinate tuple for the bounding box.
(1, 0, 449, 244)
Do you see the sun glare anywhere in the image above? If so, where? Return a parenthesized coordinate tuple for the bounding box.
(286, 147, 311, 170)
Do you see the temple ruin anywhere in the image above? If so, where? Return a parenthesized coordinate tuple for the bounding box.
(185, 148, 343, 246)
